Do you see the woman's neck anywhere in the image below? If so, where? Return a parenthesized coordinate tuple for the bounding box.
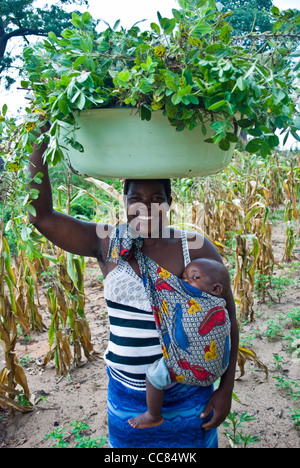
(142, 227, 175, 249)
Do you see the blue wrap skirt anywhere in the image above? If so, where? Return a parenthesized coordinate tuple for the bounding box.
(107, 369, 218, 449)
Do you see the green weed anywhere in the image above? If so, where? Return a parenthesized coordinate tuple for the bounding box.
(222, 411, 259, 448)
(44, 421, 107, 448)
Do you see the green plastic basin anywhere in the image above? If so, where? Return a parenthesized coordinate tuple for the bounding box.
(62, 108, 235, 179)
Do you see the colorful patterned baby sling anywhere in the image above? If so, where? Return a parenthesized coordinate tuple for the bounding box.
(107, 224, 231, 387)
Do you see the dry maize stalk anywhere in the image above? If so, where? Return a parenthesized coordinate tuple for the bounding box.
(43, 248, 94, 375)
(0, 223, 32, 413)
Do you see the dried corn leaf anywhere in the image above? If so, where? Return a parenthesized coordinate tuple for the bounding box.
(85, 178, 123, 204)
(237, 345, 269, 380)
(0, 394, 32, 413)
(14, 362, 31, 399)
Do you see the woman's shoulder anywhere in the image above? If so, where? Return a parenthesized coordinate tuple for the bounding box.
(168, 227, 205, 242)
(94, 223, 115, 261)
(184, 230, 222, 262)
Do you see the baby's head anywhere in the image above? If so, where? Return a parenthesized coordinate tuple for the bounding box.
(182, 258, 230, 298)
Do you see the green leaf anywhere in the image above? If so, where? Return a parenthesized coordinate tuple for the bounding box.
(74, 258, 84, 292)
(73, 56, 86, 68)
(58, 99, 69, 115)
(48, 31, 58, 43)
(171, 94, 182, 105)
(219, 139, 230, 151)
(20, 80, 30, 89)
(245, 138, 261, 153)
(236, 77, 247, 91)
(208, 100, 227, 111)
(141, 105, 152, 121)
(248, 127, 262, 137)
(48, 146, 64, 165)
(267, 134, 279, 148)
(211, 120, 226, 130)
(67, 252, 77, 286)
(75, 93, 86, 111)
(59, 75, 71, 87)
(190, 23, 212, 38)
(113, 19, 121, 30)
(3, 237, 16, 286)
(188, 95, 199, 105)
(226, 132, 238, 143)
(76, 71, 91, 84)
(178, 85, 192, 97)
(177, 0, 192, 10)
(82, 12, 91, 24)
(237, 119, 254, 129)
(48, 313, 56, 348)
(159, 17, 176, 34)
(4, 275, 17, 313)
(27, 204, 37, 217)
(220, 25, 231, 44)
(118, 70, 130, 82)
(80, 36, 93, 53)
(150, 22, 160, 34)
(2, 103, 7, 116)
(62, 28, 74, 39)
(271, 6, 280, 16)
(71, 13, 82, 28)
(290, 130, 300, 142)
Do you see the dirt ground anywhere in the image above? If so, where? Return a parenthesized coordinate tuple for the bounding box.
(0, 222, 299, 449)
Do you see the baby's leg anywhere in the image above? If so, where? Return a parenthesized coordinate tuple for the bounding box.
(128, 377, 164, 429)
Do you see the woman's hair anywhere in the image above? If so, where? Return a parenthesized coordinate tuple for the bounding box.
(123, 179, 172, 200)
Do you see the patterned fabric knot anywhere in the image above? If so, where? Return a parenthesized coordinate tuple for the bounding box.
(107, 223, 143, 264)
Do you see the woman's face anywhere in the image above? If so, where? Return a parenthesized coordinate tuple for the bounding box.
(125, 180, 172, 237)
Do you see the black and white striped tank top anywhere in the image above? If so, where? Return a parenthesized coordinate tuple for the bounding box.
(103, 231, 191, 391)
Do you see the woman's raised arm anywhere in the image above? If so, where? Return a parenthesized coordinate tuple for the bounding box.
(28, 128, 104, 259)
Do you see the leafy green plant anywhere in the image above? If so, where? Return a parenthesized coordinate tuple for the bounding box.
(17, 0, 299, 166)
(222, 411, 259, 448)
(44, 421, 107, 448)
(18, 355, 35, 368)
(290, 409, 300, 429)
(264, 319, 284, 341)
(273, 354, 284, 370)
(283, 329, 300, 359)
(284, 308, 300, 328)
(274, 376, 300, 401)
(268, 275, 295, 303)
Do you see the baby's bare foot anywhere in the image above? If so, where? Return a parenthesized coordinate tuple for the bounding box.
(128, 411, 164, 429)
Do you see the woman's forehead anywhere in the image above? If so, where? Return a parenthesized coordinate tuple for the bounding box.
(126, 180, 166, 194)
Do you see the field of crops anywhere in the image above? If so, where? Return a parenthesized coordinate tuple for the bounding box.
(0, 150, 299, 448)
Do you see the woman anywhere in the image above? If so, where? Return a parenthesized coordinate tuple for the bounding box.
(28, 136, 239, 448)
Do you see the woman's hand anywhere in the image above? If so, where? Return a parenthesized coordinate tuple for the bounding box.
(200, 386, 232, 430)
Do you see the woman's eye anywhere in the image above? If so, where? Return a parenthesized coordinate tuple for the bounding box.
(193, 276, 200, 280)
(152, 198, 163, 203)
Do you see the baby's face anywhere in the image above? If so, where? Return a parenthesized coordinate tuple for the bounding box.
(181, 263, 214, 293)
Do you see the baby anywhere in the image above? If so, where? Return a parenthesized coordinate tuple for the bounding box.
(128, 258, 231, 429)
